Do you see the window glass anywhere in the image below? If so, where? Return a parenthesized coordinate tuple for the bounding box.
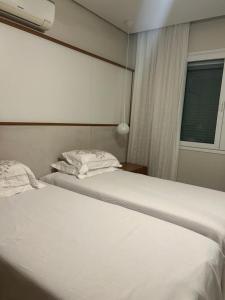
(181, 59, 224, 144)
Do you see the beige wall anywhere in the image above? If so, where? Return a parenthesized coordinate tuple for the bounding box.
(0, 21, 132, 124)
(188, 17, 225, 53)
(0, 0, 132, 167)
(177, 17, 225, 191)
(46, 0, 135, 68)
(178, 150, 225, 191)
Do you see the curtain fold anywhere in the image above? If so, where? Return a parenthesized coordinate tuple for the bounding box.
(128, 23, 190, 180)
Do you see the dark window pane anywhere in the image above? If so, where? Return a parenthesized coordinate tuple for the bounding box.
(181, 59, 224, 144)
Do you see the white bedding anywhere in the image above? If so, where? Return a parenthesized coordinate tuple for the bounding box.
(0, 185, 224, 300)
(42, 171, 225, 253)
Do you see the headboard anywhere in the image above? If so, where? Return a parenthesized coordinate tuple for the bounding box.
(0, 125, 128, 178)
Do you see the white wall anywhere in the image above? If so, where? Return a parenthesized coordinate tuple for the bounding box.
(46, 0, 135, 68)
(177, 17, 225, 191)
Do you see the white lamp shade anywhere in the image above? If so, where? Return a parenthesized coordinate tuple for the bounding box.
(117, 123, 130, 135)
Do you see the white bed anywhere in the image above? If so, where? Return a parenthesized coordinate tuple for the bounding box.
(0, 184, 224, 300)
(41, 170, 225, 254)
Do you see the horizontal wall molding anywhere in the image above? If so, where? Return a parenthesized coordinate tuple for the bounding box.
(0, 122, 118, 126)
(0, 16, 134, 72)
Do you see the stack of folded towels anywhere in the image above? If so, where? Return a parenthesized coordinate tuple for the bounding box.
(51, 150, 122, 179)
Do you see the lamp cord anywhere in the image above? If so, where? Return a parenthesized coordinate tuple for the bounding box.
(122, 31, 130, 124)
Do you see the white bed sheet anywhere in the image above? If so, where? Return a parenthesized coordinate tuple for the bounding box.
(0, 185, 224, 300)
(42, 171, 225, 253)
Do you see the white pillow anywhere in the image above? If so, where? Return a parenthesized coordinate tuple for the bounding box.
(51, 161, 118, 179)
(62, 150, 121, 172)
(51, 161, 80, 176)
(77, 167, 118, 179)
(0, 160, 44, 198)
(58, 158, 89, 175)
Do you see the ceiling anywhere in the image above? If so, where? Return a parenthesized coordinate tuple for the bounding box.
(75, 0, 225, 33)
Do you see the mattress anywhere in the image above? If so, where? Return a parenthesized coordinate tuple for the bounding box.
(0, 185, 224, 300)
(42, 171, 225, 253)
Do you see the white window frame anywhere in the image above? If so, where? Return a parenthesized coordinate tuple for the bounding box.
(180, 49, 225, 153)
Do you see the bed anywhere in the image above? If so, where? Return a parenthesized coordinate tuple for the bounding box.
(41, 170, 225, 254)
(0, 184, 224, 300)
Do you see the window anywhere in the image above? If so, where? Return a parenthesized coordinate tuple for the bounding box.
(180, 54, 225, 152)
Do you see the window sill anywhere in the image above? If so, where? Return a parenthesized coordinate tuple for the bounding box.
(180, 145, 225, 155)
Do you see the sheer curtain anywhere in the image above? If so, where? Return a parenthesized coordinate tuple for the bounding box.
(128, 23, 190, 180)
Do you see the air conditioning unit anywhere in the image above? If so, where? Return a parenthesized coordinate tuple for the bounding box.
(0, 0, 55, 31)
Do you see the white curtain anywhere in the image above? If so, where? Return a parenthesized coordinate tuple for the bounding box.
(128, 23, 190, 180)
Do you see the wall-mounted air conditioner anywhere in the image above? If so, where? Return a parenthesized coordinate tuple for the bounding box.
(0, 0, 55, 31)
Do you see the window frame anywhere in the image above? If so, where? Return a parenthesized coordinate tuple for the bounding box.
(180, 49, 225, 152)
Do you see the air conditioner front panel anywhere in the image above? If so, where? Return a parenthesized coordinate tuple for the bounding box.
(22, 0, 55, 24)
(0, 0, 55, 31)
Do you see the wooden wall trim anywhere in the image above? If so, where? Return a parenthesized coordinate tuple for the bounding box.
(0, 16, 134, 72)
(0, 122, 118, 126)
